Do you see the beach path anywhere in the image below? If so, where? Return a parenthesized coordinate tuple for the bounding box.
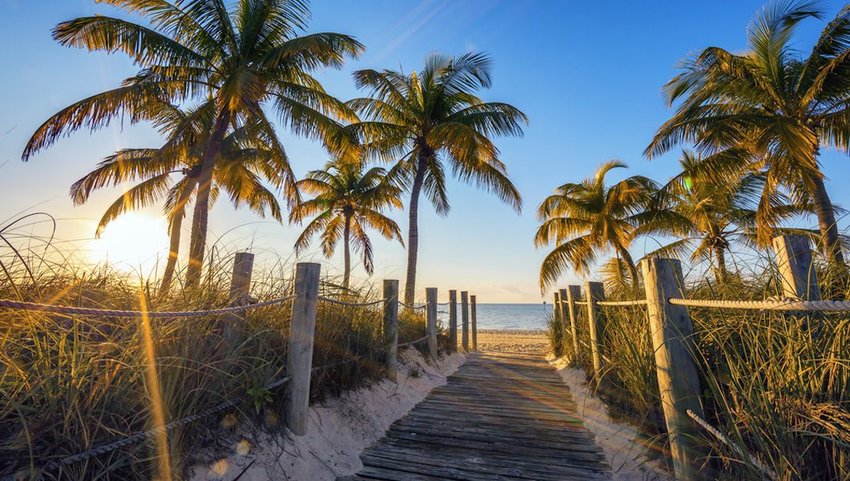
(339, 351, 611, 480)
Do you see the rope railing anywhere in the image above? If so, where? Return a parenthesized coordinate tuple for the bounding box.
(596, 299, 647, 307)
(31, 374, 291, 477)
(687, 409, 778, 481)
(397, 334, 430, 348)
(398, 301, 427, 310)
(316, 296, 386, 307)
(0, 296, 297, 318)
(667, 297, 850, 311)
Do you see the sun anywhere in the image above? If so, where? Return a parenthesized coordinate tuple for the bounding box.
(88, 213, 170, 276)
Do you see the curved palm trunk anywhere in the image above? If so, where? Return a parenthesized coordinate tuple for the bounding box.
(404, 152, 429, 305)
(159, 214, 184, 296)
(185, 110, 231, 287)
(159, 180, 196, 297)
(810, 176, 845, 265)
(714, 245, 729, 283)
(343, 213, 352, 289)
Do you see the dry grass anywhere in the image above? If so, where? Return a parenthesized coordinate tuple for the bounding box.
(549, 260, 850, 480)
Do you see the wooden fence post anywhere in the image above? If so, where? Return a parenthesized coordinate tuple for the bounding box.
(558, 288, 569, 355)
(224, 252, 254, 344)
(461, 291, 470, 352)
(553, 291, 561, 324)
(566, 285, 581, 359)
(641, 257, 708, 481)
(383, 279, 399, 382)
(470, 295, 478, 351)
(585, 281, 605, 378)
(426, 287, 438, 358)
(773, 234, 820, 300)
(285, 262, 320, 436)
(448, 290, 458, 353)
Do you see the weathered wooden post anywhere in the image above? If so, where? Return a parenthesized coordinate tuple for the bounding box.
(448, 290, 458, 353)
(641, 257, 708, 481)
(426, 287, 438, 358)
(285, 262, 320, 436)
(470, 294, 478, 351)
(224, 252, 254, 343)
(585, 281, 605, 377)
(566, 285, 581, 359)
(773, 235, 820, 300)
(552, 291, 561, 324)
(383, 279, 399, 381)
(558, 288, 569, 355)
(461, 291, 470, 352)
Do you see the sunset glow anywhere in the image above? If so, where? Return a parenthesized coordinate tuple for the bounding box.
(88, 213, 169, 276)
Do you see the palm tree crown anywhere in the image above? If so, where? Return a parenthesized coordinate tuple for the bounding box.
(646, 1, 850, 265)
(535, 161, 658, 291)
(348, 52, 527, 303)
(292, 160, 403, 288)
(24, 0, 364, 285)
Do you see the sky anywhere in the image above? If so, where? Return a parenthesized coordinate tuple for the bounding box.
(1, 0, 849, 303)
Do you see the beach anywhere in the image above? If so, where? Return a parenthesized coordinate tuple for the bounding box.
(474, 328, 549, 353)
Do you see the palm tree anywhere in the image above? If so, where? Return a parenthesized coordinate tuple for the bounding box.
(71, 102, 286, 294)
(23, 0, 363, 286)
(291, 160, 403, 288)
(535, 161, 659, 291)
(347, 52, 527, 304)
(652, 150, 792, 282)
(645, 2, 850, 266)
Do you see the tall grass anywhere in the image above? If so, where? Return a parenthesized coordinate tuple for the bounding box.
(0, 235, 432, 480)
(549, 262, 850, 480)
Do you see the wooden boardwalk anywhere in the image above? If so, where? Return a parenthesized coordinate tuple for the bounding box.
(340, 351, 611, 480)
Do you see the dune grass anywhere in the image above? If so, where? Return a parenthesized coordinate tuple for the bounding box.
(549, 262, 850, 480)
(0, 241, 433, 480)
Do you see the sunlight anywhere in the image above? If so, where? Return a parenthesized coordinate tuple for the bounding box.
(88, 213, 169, 276)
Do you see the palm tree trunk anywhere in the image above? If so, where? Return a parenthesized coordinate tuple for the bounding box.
(185, 110, 231, 287)
(404, 151, 429, 305)
(159, 214, 184, 296)
(343, 213, 352, 289)
(159, 180, 196, 297)
(714, 245, 729, 283)
(810, 175, 846, 265)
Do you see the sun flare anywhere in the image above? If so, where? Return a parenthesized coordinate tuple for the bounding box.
(88, 213, 170, 276)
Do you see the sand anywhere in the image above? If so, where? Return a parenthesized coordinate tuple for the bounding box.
(550, 356, 675, 481)
(475, 328, 549, 353)
(189, 348, 465, 481)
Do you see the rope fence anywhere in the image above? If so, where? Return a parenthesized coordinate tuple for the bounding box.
(33, 374, 291, 476)
(2, 253, 479, 481)
(0, 296, 297, 318)
(316, 296, 386, 307)
(597, 299, 647, 307)
(397, 334, 430, 348)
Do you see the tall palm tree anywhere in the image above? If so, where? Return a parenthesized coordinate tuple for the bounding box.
(534, 161, 659, 291)
(646, 1, 850, 265)
(291, 160, 403, 288)
(71, 102, 286, 294)
(23, 0, 363, 286)
(347, 52, 527, 304)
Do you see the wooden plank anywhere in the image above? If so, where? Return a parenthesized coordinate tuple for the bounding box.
(340, 350, 611, 481)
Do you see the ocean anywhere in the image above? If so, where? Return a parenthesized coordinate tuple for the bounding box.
(439, 303, 552, 331)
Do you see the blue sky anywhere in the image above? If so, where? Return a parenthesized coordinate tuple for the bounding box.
(1, 0, 848, 302)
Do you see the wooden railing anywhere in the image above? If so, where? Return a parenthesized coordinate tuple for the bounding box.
(550, 234, 838, 481)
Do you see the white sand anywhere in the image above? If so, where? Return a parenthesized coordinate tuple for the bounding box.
(190, 349, 465, 481)
(550, 356, 675, 481)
